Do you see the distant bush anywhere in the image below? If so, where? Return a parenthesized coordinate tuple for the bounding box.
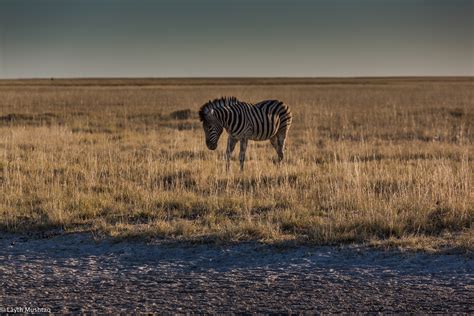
(170, 109, 192, 120)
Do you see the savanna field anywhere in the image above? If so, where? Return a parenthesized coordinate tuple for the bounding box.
(0, 78, 472, 251)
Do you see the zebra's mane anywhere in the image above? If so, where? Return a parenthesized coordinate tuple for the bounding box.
(199, 96, 238, 122)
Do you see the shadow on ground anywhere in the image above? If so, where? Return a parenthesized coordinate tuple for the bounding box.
(0, 233, 472, 313)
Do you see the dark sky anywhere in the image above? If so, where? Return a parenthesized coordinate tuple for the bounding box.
(0, 0, 472, 78)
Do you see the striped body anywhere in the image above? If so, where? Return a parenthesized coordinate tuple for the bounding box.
(199, 97, 292, 170)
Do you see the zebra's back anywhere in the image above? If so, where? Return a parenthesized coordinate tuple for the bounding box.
(247, 100, 292, 141)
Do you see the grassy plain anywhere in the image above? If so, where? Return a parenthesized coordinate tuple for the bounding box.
(0, 78, 472, 251)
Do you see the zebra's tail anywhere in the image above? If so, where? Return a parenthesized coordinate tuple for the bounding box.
(278, 102, 292, 132)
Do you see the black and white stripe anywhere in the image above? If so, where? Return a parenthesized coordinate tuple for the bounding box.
(199, 96, 292, 170)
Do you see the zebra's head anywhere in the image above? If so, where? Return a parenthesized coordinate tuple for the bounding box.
(199, 103, 223, 150)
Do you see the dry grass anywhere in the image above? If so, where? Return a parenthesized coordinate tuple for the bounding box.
(0, 78, 472, 251)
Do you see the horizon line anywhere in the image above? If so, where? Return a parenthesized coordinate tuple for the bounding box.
(1, 76, 473, 80)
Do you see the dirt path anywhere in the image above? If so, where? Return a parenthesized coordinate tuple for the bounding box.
(0, 233, 472, 313)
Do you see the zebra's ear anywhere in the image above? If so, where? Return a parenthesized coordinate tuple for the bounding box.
(204, 108, 214, 116)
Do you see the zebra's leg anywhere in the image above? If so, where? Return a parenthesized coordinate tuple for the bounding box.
(226, 136, 238, 171)
(239, 138, 248, 171)
(276, 130, 287, 162)
(270, 136, 281, 163)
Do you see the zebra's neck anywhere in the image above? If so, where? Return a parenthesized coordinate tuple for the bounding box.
(209, 97, 238, 109)
(208, 97, 239, 128)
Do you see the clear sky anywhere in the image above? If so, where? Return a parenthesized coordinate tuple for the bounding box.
(0, 0, 472, 78)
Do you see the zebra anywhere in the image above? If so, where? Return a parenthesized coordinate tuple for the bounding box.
(199, 96, 292, 171)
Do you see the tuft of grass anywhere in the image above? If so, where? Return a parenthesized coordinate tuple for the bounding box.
(0, 78, 472, 251)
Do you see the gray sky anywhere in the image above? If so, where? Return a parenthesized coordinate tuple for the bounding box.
(0, 0, 472, 78)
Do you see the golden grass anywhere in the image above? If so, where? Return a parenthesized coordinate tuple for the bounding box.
(0, 78, 472, 250)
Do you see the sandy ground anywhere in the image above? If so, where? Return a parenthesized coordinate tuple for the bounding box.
(0, 233, 472, 313)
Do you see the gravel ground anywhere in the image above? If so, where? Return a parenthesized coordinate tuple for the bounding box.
(0, 233, 472, 313)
